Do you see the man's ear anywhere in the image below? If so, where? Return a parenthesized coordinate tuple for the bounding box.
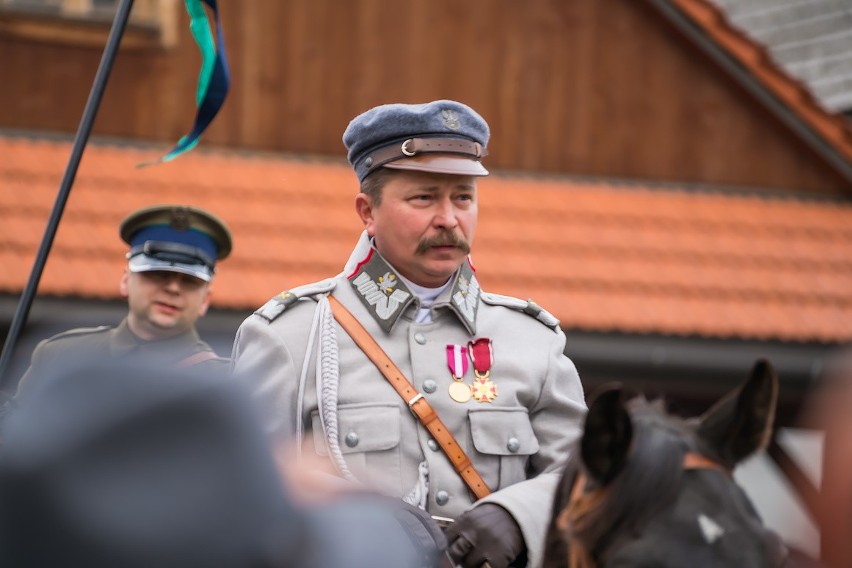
(119, 269, 130, 298)
(198, 286, 211, 317)
(355, 193, 377, 236)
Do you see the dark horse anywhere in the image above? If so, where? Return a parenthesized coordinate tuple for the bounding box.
(544, 359, 790, 568)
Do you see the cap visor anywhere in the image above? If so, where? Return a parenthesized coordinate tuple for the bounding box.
(383, 154, 489, 177)
(128, 255, 213, 283)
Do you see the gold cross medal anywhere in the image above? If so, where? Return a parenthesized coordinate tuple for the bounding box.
(446, 344, 472, 403)
(468, 338, 497, 402)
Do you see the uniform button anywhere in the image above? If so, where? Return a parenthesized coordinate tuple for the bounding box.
(507, 437, 520, 453)
(423, 379, 437, 393)
(427, 439, 439, 452)
(344, 432, 360, 448)
(435, 490, 450, 505)
(414, 332, 427, 345)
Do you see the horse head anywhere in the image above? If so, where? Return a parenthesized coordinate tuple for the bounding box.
(546, 359, 789, 568)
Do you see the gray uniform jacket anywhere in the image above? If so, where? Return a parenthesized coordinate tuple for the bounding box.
(231, 232, 586, 567)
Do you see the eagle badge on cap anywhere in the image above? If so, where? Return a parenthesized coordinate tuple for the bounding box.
(442, 109, 461, 130)
(170, 208, 191, 231)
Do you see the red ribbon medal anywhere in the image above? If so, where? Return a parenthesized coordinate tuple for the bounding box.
(468, 338, 497, 402)
(446, 344, 472, 403)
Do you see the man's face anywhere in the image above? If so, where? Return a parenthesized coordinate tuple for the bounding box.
(120, 270, 211, 340)
(356, 170, 478, 288)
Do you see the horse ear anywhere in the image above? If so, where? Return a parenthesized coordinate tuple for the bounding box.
(581, 385, 633, 485)
(697, 359, 778, 468)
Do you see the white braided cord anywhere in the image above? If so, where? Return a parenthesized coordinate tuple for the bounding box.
(315, 295, 355, 480)
(295, 297, 323, 455)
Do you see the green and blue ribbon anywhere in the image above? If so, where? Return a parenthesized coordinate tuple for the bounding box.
(141, 0, 229, 166)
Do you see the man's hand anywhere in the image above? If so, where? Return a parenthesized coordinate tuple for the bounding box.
(444, 504, 526, 568)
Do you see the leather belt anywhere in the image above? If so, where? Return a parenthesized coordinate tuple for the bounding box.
(328, 294, 492, 500)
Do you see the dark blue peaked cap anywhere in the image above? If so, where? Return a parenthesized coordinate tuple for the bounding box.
(343, 100, 491, 182)
(119, 204, 232, 283)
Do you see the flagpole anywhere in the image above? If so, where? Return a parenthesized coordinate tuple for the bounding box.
(0, 0, 136, 390)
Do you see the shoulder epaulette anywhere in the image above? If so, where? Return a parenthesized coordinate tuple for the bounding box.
(43, 325, 112, 343)
(480, 293, 561, 330)
(254, 278, 338, 322)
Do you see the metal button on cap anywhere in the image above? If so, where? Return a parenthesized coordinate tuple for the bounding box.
(428, 439, 439, 452)
(436, 490, 450, 505)
(345, 432, 360, 448)
(414, 332, 427, 345)
(423, 379, 437, 393)
(507, 437, 520, 453)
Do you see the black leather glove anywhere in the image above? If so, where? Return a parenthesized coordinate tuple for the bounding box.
(444, 504, 526, 568)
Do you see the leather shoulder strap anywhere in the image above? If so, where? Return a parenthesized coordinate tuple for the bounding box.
(176, 350, 222, 368)
(327, 294, 492, 500)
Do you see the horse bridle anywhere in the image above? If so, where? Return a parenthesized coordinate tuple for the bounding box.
(556, 452, 729, 568)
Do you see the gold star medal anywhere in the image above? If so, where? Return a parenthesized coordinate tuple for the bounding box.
(471, 376, 497, 403)
(446, 344, 471, 403)
(468, 338, 497, 402)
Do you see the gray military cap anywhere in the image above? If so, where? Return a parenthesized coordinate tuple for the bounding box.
(343, 100, 490, 182)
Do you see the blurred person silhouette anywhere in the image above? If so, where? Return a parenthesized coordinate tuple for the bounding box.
(17, 204, 233, 394)
(0, 358, 447, 568)
(801, 347, 852, 568)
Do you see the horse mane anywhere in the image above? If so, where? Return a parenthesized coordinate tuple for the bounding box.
(563, 398, 698, 563)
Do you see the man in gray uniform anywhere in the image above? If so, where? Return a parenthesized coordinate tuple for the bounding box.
(18, 204, 233, 391)
(231, 100, 586, 568)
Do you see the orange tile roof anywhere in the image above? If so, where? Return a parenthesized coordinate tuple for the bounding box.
(665, 0, 852, 164)
(2, 134, 852, 343)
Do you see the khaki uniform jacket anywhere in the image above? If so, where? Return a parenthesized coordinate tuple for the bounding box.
(18, 318, 228, 393)
(231, 233, 586, 567)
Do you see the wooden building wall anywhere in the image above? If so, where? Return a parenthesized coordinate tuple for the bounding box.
(0, 0, 848, 194)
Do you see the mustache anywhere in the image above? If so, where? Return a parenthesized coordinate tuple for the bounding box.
(415, 231, 471, 255)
